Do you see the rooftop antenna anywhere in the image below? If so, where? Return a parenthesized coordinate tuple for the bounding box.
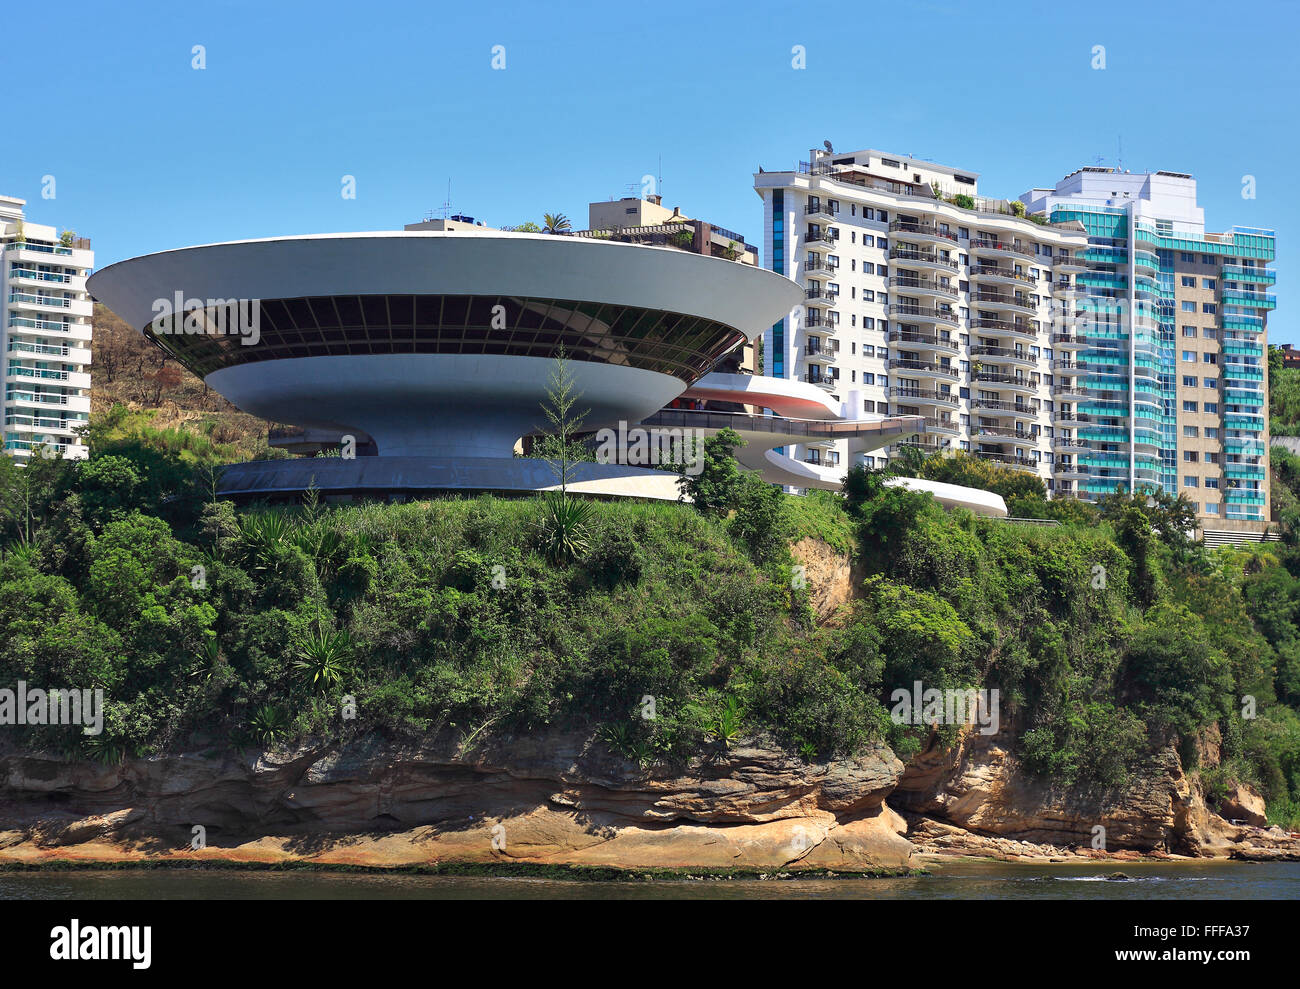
(1117, 136, 1124, 172)
(437, 179, 454, 220)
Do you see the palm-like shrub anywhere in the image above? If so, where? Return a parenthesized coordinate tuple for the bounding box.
(293, 626, 352, 691)
(248, 703, 290, 745)
(537, 491, 593, 563)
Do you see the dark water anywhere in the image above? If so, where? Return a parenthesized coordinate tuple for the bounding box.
(3, 861, 1298, 899)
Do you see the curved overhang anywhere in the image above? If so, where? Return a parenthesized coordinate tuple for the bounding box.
(88, 231, 803, 348)
(682, 371, 843, 420)
(86, 232, 804, 458)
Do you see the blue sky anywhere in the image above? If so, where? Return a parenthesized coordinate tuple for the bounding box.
(4, 0, 1296, 343)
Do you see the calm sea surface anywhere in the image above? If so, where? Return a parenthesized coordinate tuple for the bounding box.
(2, 860, 1297, 899)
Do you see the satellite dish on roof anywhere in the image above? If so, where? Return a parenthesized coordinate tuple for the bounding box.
(824, 140, 834, 153)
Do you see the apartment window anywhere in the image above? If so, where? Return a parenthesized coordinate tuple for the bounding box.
(1206, 503, 1220, 515)
(1183, 401, 1198, 412)
(960, 361, 970, 374)
(1184, 477, 1198, 488)
(1183, 451, 1199, 463)
(1182, 350, 1196, 362)
(1205, 427, 1218, 439)
(1181, 301, 1196, 312)
(851, 260, 857, 272)
(1180, 251, 1195, 263)
(880, 376, 888, 388)
(1183, 425, 1199, 438)
(1182, 326, 1196, 338)
(879, 239, 888, 250)
(1205, 402, 1218, 413)
(850, 204, 856, 217)
(1203, 353, 1217, 364)
(1202, 254, 1213, 264)
(960, 441, 970, 452)
(1204, 378, 1217, 388)
(1202, 278, 1216, 289)
(863, 263, 875, 275)
(1202, 327, 1216, 339)
(1203, 303, 1217, 314)
(863, 319, 875, 331)
(850, 315, 856, 327)
(959, 227, 970, 239)
(863, 400, 875, 413)
(862, 373, 875, 385)
(851, 370, 856, 382)
(1205, 477, 1220, 489)
(863, 290, 875, 302)
(878, 210, 888, 222)
(863, 235, 875, 248)
(850, 232, 856, 245)
(1182, 375, 1197, 387)
(1181, 276, 1196, 287)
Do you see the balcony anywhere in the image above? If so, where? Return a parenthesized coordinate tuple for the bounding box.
(974, 424, 1031, 440)
(1050, 333, 1083, 349)
(971, 317, 1037, 341)
(974, 449, 1040, 471)
(803, 373, 838, 391)
(969, 265, 1038, 288)
(891, 386, 959, 407)
(974, 371, 1039, 394)
(970, 239, 1037, 263)
(971, 291, 1037, 315)
(805, 227, 839, 249)
(888, 276, 957, 299)
(805, 343, 838, 364)
(888, 303, 958, 326)
(889, 220, 958, 245)
(888, 330, 958, 353)
(891, 359, 958, 380)
(804, 202, 838, 223)
(1053, 461, 1090, 477)
(1221, 264, 1276, 285)
(1053, 436, 1091, 454)
(804, 286, 839, 310)
(971, 345, 1035, 368)
(972, 398, 1037, 418)
(923, 417, 959, 435)
(7, 268, 73, 286)
(1052, 254, 1088, 273)
(889, 248, 958, 272)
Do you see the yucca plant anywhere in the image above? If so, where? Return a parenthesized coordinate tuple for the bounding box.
(248, 703, 290, 745)
(238, 511, 296, 573)
(82, 734, 128, 767)
(542, 212, 571, 235)
(538, 490, 593, 563)
(293, 626, 352, 692)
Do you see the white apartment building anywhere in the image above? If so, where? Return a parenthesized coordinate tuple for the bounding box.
(0, 195, 94, 461)
(755, 148, 1090, 492)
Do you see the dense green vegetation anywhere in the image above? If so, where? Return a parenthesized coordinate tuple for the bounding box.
(1, 405, 1299, 828)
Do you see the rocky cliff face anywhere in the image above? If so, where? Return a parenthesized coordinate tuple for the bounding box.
(1, 724, 1294, 869)
(0, 733, 914, 872)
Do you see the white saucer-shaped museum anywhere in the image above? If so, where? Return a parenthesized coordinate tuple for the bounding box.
(88, 231, 805, 460)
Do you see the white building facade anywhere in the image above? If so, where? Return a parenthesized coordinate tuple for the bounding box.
(1, 195, 93, 461)
(755, 148, 1090, 493)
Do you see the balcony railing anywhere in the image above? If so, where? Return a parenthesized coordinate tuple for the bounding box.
(889, 248, 958, 271)
(889, 303, 958, 325)
(970, 239, 1037, 261)
(889, 220, 958, 242)
(888, 276, 957, 298)
(888, 330, 957, 350)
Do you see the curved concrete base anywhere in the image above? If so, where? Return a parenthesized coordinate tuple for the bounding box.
(207, 354, 687, 458)
(216, 455, 685, 501)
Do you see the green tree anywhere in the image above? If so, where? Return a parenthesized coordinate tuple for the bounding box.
(680, 428, 745, 515)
